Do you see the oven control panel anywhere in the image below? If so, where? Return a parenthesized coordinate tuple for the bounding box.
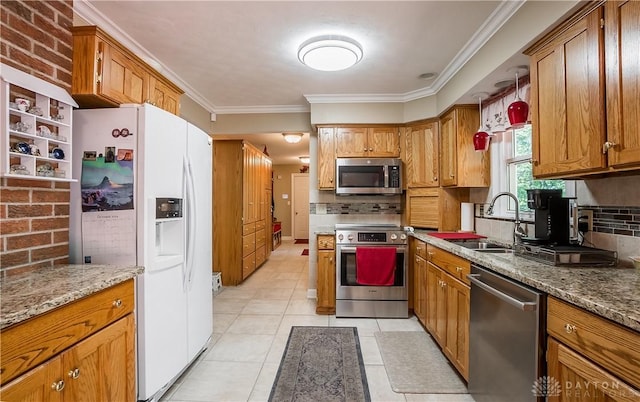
(336, 229, 407, 245)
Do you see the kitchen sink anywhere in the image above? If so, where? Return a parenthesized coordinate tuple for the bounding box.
(447, 239, 514, 253)
(473, 248, 515, 254)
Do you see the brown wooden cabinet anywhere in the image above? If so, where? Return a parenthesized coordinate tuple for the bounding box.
(527, 6, 606, 178)
(148, 75, 181, 115)
(0, 281, 136, 402)
(72, 26, 183, 115)
(526, 1, 640, 178)
(405, 187, 469, 231)
(317, 127, 336, 189)
(412, 240, 427, 326)
(439, 105, 490, 187)
(334, 125, 400, 158)
(424, 245, 470, 381)
(604, 0, 640, 169)
(213, 140, 272, 285)
(404, 120, 439, 188)
(316, 235, 336, 315)
(546, 297, 640, 401)
(547, 338, 638, 402)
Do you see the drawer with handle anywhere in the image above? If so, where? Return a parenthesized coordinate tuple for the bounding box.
(547, 296, 640, 388)
(428, 245, 471, 285)
(1, 279, 134, 385)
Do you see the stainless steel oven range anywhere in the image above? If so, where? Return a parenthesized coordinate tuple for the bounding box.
(335, 224, 408, 318)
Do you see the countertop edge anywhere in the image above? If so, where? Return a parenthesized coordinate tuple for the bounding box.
(0, 265, 144, 330)
(411, 231, 640, 333)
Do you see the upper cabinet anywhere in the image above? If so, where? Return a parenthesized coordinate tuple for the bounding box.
(526, 1, 640, 178)
(604, 1, 640, 169)
(72, 26, 183, 116)
(335, 125, 400, 158)
(404, 120, 439, 188)
(439, 105, 490, 187)
(317, 127, 336, 189)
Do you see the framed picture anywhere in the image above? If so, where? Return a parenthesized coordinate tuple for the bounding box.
(117, 148, 134, 161)
(83, 151, 97, 161)
(105, 146, 116, 163)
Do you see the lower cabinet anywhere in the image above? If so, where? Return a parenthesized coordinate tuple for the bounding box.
(547, 339, 638, 402)
(316, 235, 336, 314)
(423, 245, 470, 381)
(413, 245, 427, 326)
(0, 281, 136, 402)
(546, 297, 640, 401)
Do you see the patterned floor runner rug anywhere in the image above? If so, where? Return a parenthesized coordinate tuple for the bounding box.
(269, 326, 371, 402)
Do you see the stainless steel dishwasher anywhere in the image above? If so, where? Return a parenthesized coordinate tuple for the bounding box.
(468, 264, 546, 402)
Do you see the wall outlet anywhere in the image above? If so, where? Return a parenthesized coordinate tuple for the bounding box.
(581, 210, 594, 232)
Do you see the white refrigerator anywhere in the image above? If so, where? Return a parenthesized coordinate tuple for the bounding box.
(69, 104, 213, 401)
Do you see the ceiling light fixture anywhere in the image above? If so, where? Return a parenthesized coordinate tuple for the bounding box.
(298, 35, 363, 72)
(299, 156, 310, 164)
(282, 132, 303, 144)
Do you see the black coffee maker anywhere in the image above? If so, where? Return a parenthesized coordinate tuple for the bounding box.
(522, 189, 573, 245)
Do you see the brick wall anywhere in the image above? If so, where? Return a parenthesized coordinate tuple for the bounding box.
(1, 0, 74, 272)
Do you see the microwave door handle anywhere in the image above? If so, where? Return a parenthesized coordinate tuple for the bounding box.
(384, 165, 389, 187)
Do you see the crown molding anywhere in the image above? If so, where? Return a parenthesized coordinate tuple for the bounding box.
(419, 0, 526, 97)
(212, 105, 310, 115)
(73, 0, 524, 113)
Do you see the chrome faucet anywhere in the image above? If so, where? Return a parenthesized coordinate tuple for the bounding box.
(486, 192, 527, 246)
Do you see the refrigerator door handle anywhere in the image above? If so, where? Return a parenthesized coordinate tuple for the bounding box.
(181, 157, 190, 291)
(185, 158, 197, 286)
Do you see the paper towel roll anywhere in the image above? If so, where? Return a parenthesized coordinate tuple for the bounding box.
(460, 203, 474, 232)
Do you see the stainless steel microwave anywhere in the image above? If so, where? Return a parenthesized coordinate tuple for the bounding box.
(335, 158, 402, 195)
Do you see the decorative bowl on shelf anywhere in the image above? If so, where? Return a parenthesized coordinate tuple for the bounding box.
(16, 142, 31, 154)
(50, 148, 65, 160)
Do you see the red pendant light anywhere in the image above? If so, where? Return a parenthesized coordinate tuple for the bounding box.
(507, 69, 529, 127)
(473, 94, 491, 152)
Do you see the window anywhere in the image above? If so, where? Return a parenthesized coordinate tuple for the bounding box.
(506, 125, 565, 211)
(491, 124, 573, 219)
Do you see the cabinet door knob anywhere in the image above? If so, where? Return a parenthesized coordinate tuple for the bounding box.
(51, 380, 65, 392)
(329, 257, 333, 263)
(112, 299, 123, 308)
(369, 148, 373, 152)
(450, 174, 455, 178)
(602, 141, 617, 154)
(456, 266, 463, 273)
(564, 323, 577, 334)
(433, 177, 438, 181)
(68, 368, 80, 379)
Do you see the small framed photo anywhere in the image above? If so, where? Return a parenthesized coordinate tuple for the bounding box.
(117, 148, 133, 161)
(105, 146, 116, 163)
(83, 151, 97, 161)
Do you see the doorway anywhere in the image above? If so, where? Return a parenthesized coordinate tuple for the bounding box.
(291, 173, 309, 241)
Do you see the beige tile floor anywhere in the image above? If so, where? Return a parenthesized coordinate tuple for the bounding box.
(160, 239, 474, 402)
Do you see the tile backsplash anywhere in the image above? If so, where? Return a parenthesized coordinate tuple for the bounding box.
(310, 202, 402, 215)
(581, 206, 640, 237)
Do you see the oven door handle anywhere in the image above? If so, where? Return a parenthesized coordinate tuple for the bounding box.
(338, 246, 406, 253)
(467, 274, 537, 311)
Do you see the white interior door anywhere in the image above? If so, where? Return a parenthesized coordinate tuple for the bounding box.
(291, 173, 309, 240)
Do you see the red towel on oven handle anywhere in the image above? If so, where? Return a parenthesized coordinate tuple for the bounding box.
(356, 247, 396, 286)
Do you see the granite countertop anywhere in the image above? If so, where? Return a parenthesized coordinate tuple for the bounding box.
(315, 227, 336, 235)
(412, 230, 640, 332)
(0, 264, 143, 330)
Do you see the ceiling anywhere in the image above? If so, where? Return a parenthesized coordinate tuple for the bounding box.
(74, 1, 533, 164)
